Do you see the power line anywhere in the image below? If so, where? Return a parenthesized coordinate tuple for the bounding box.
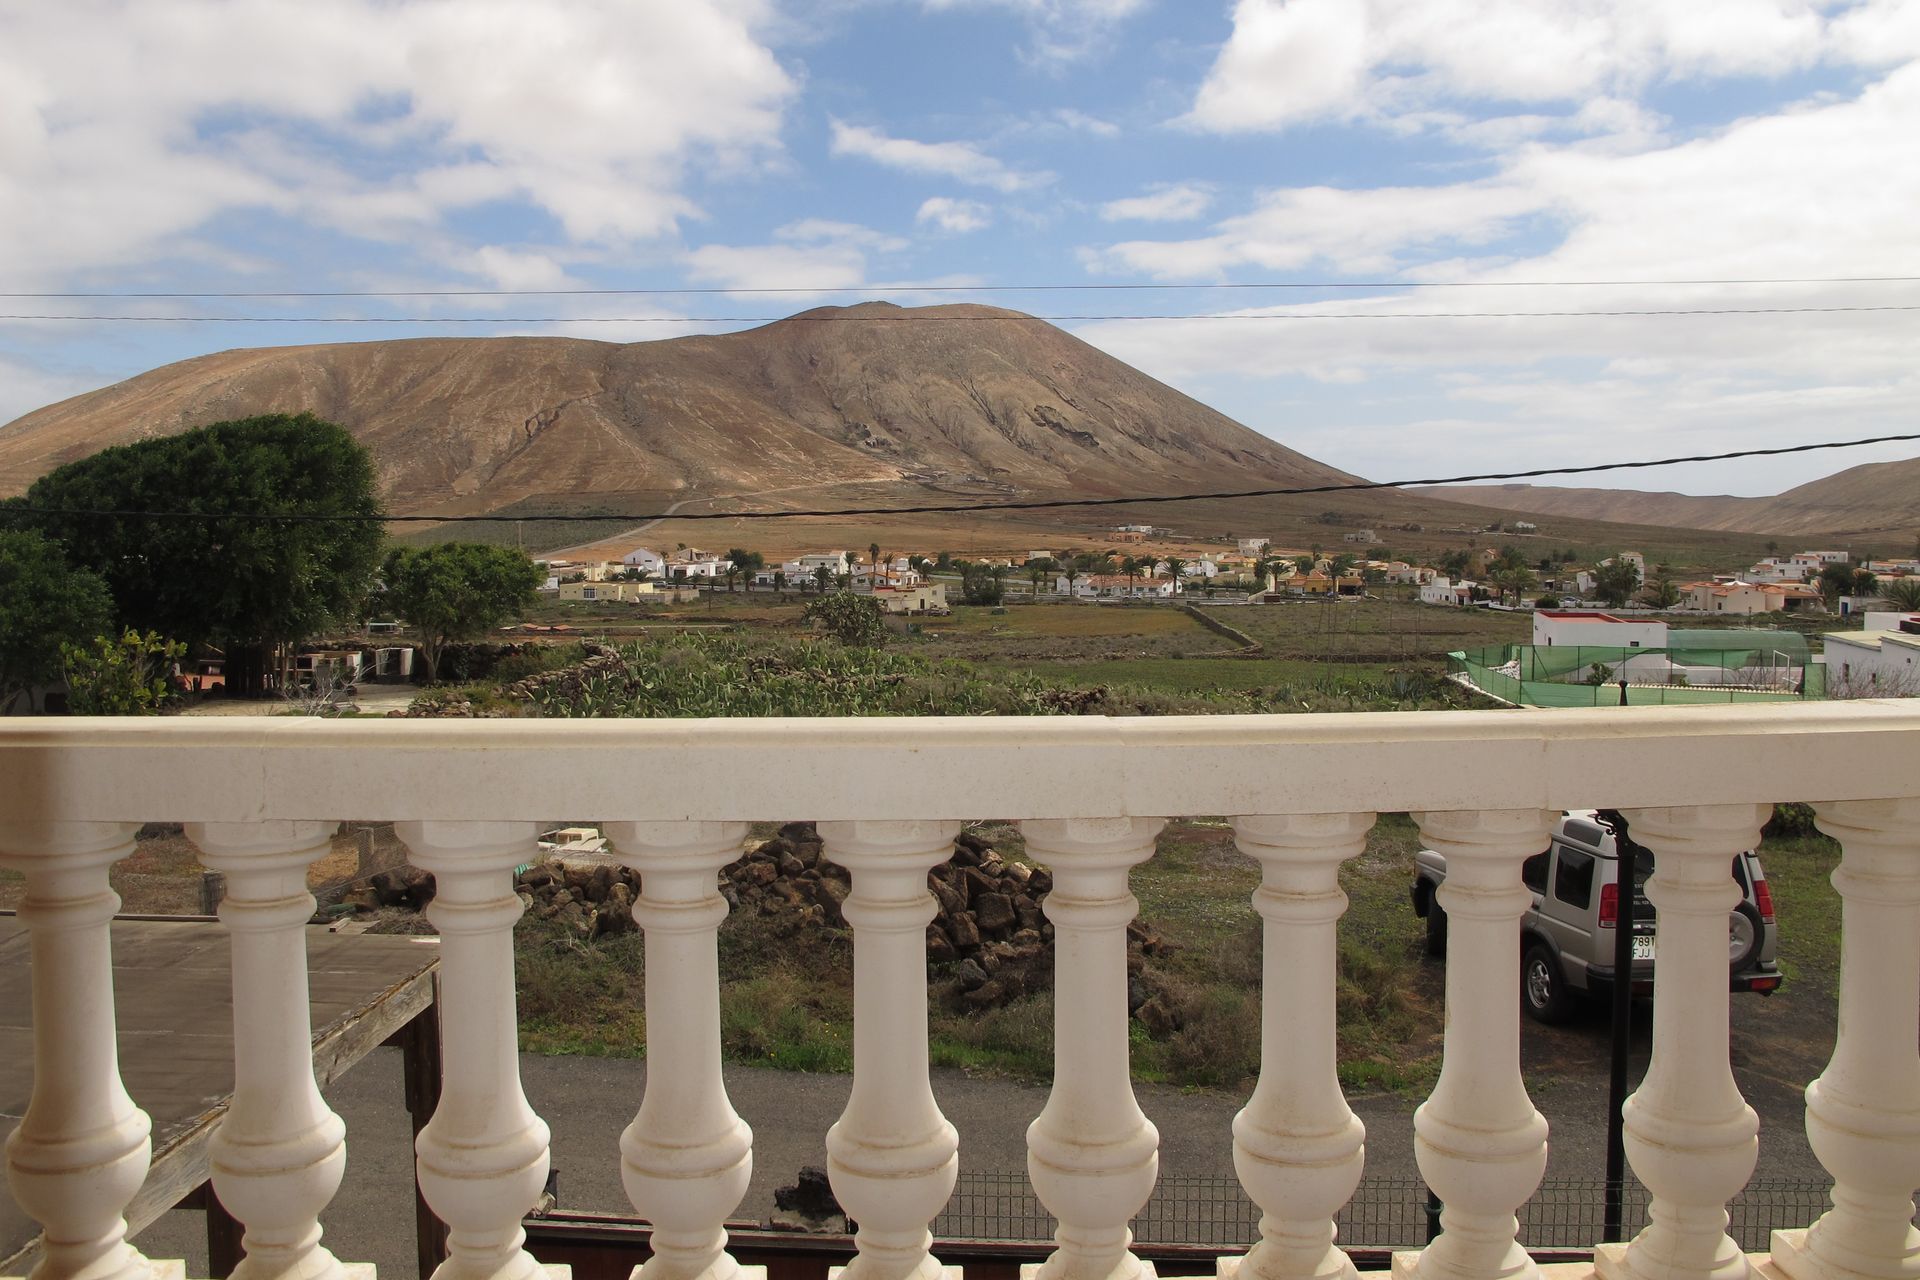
(6, 275, 1920, 299)
(6, 432, 1915, 526)
(4, 305, 1918, 324)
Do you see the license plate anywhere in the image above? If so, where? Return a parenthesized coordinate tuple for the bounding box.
(1632, 935, 1656, 961)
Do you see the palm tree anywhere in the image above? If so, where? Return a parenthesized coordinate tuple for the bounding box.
(814, 564, 833, 594)
(1121, 555, 1139, 599)
(1881, 577, 1920, 611)
(1163, 555, 1186, 594)
(773, 570, 788, 600)
(1062, 559, 1084, 598)
(869, 542, 881, 587)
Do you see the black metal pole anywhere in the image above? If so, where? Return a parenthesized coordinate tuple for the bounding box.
(1598, 809, 1637, 1242)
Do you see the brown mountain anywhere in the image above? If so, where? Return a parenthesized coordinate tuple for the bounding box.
(0, 302, 1354, 513)
(1423, 455, 1920, 539)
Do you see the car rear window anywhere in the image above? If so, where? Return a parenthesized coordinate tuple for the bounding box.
(1563, 818, 1607, 847)
(1523, 850, 1550, 893)
(1555, 846, 1596, 909)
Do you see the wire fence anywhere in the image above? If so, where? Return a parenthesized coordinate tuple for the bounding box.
(934, 1173, 1836, 1253)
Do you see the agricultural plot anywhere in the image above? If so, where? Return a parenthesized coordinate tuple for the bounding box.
(1206, 598, 1531, 660)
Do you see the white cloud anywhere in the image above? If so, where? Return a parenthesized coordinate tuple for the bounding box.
(1185, 0, 1894, 138)
(917, 197, 993, 233)
(1075, 59, 1920, 491)
(921, 0, 1149, 65)
(1052, 108, 1122, 137)
(683, 219, 908, 292)
(829, 120, 1049, 191)
(1099, 184, 1214, 222)
(0, 1, 797, 284)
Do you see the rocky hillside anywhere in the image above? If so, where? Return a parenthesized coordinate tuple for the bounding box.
(0, 303, 1353, 513)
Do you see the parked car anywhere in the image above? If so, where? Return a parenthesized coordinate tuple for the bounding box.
(1411, 810, 1782, 1023)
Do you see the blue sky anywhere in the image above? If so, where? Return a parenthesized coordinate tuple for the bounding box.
(3, 0, 1917, 496)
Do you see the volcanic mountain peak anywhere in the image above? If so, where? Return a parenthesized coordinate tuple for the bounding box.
(0, 304, 1350, 514)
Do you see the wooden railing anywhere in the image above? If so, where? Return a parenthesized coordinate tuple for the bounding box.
(1, 702, 1917, 1280)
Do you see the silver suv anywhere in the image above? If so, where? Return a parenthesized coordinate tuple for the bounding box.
(1410, 810, 1782, 1023)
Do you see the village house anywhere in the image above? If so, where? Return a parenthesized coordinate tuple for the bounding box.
(1512, 520, 1537, 533)
(557, 580, 664, 603)
(1237, 537, 1270, 556)
(1383, 562, 1436, 585)
(620, 547, 666, 574)
(1825, 614, 1920, 695)
(1533, 611, 1666, 648)
(869, 583, 950, 615)
(1421, 576, 1478, 606)
(1341, 529, 1377, 544)
(1678, 580, 1826, 615)
(1055, 572, 1178, 600)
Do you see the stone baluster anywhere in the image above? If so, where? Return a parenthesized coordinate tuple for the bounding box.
(1597, 804, 1768, 1280)
(817, 821, 963, 1280)
(0, 822, 152, 1280)
(1772, 799, 1920, 1280)
(1396, 809, 1556, 1280)
(187, 821, 348, 1280)
(395, 821, 551, 1280)
(1020, 818, 1167, 1280)
(1221, 814, 1372, 1280)
(603, 821, 759, 1280)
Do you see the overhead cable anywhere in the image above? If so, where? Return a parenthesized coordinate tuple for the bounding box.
(6, 432, 1916, 525)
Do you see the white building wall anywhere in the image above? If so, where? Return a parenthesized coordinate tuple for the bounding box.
(1532, 614, 1669, 648)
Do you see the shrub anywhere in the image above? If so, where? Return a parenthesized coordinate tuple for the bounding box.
(802, 592, 887, 645)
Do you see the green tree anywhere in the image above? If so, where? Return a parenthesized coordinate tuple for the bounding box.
(1644, 567, 1682, 610)
(381, 543, 543, 682)
(63, 629, 185, 715)
(773, 570, 788, 598)
(868, 542, 882, 585)
(1817, 562, 1857, 608)
(961, 562, 1005, 605)
(1162, 556, 1187, 592)
(803, 592, 887, 645)
(724, 548, 763, 593)
(813, 564, 834, 594)
(0, 529, 114, 713)
(1851, 568, 1878, 597)
(1880, 577, 1920, 611)
(1119, 555, 1140, 598)
(1593, 560, 1641, 608)
(22, 414, 383, 696)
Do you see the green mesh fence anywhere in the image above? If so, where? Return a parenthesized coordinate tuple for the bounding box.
(1451, 641, 1817, 707)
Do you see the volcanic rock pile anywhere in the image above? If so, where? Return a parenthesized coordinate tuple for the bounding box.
(356, 821, 1176, 1014)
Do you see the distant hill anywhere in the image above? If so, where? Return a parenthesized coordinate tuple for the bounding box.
(0, 302, 1355, 513)
(1425, 454, 1920, 539)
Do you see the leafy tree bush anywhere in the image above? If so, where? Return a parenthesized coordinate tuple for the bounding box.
(802, 592, 887, 645)
(63, 630, 185, 715)
(22, 414, 383, 695)
(1593, 560, 1641, 608)
(382, 542, 545, 682)
(0, 529, 113, 713)
(1882, 577, 1920, 611)
(961, 562, 1006, 605)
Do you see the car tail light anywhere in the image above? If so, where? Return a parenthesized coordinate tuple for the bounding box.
(1599, 882, 1618, 928)
(1753, 877, 1775, 922)
(1750, 976, 1780, 992)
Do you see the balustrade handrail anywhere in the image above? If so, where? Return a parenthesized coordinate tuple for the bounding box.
(2, 700, 1917, 823)
(4, 701, 1919, 1280)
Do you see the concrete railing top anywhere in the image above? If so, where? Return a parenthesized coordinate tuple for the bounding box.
(2, 699, 1917, 822)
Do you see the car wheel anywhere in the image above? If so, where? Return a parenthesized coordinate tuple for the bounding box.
(1425, 897, 1448, 957)
(1729, 900, 1764, 970)
(1522, 942, 1574, 1024)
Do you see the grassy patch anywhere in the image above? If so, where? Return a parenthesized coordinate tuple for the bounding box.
(1756, 830, 1842, 997)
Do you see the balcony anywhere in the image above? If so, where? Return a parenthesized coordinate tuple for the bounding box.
(1, 701, 1917, 1280)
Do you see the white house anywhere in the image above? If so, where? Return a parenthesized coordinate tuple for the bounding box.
(1154, 558, 1218, 580)
(1679, 580, 1825, 615)
(1341, 530, 1377, 544)
(1384, 562, 1436, 585)
(667, 558, 732, 581)
(1826, 623, 1920, 696)
(1237, 537, 1270, 557)
(1055, 573, 1177, 599)
(1421, 577, 1475, 606)
(1533, 611, 1668, 649)
(796, 552, 850, 577)
(1867, 560, 1920, 576)
(1808, 550, 1850, 565)
(621, 547, 666, 573)
(870, 583, 949, 615)
(1512, 521, 1537, 533)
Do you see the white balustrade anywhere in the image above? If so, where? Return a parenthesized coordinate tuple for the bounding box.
(818, 820, 963, 1280)
(395, 821, 553, 1280)
(1, 706, 1919, 1280)
(1772, 798, 1920, 1280)
(187, 820, 349, 1280)
(1221, 813, 1372, 1280)
(1396, 809, 1556, 1280)
(1596, 804, 1767, 1280)
(1021, 817, 1165, 1280)
(0, 821, 153, 1280)
(603, 821, 759, 1280)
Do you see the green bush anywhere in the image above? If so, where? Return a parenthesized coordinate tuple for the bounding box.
(801, 592, 887, 645)
(62, 630, 185, 715)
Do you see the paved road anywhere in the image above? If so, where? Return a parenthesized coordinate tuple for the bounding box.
(133, 990, 1832, 1278)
